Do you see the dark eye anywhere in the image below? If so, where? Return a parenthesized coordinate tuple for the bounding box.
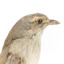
(38, 19, 42, 24)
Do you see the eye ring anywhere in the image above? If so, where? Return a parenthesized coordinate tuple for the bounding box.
(38, 19, 43, 24)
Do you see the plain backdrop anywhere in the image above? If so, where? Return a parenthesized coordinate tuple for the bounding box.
(0, 0, 64, 64)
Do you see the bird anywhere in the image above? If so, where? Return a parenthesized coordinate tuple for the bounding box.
(0, 13, 60, 64)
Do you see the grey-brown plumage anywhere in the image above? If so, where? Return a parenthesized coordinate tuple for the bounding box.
(0, 13, 60, 64)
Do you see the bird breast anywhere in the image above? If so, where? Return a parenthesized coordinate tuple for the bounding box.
(9, 32, 41, 64)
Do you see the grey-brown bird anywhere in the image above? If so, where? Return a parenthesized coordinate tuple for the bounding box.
(0, 13, 60, 64)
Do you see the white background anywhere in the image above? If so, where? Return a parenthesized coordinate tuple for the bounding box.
(0, 0, 64, 64)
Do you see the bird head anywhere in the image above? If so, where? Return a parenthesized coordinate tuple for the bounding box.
(20, 13, 60, 35)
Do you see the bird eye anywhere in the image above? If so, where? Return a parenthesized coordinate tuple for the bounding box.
(38, 19, 42, 24)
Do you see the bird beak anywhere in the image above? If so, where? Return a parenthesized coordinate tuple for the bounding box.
(48, 20, 60, 25)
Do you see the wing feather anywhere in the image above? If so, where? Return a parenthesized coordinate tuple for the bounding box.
(5, 53, 25, 64)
